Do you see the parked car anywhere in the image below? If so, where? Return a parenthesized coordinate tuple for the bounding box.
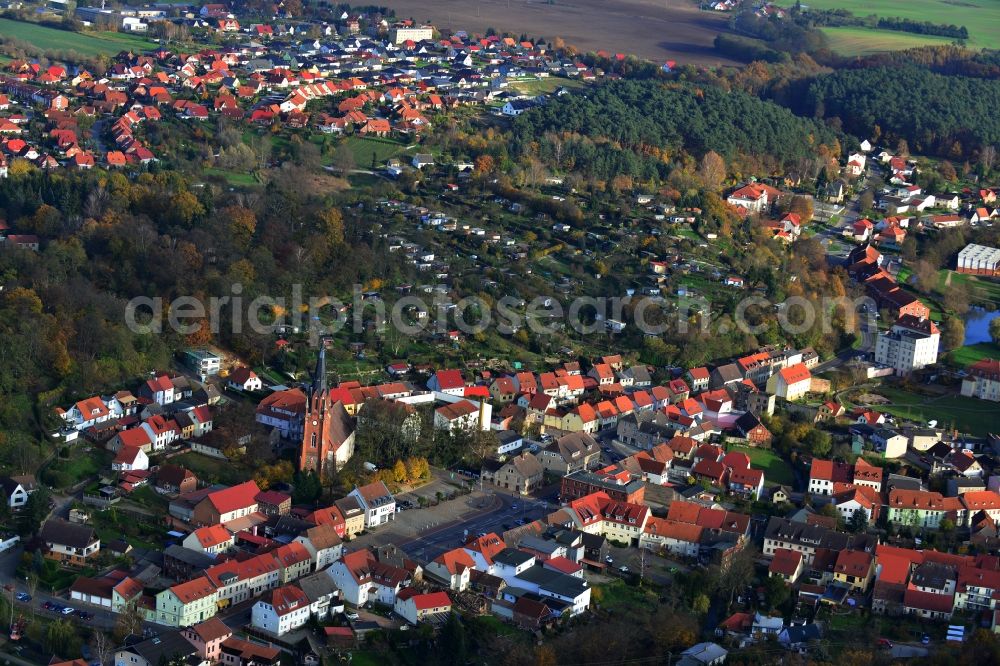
(605, 556, 614, 564)
(877, 638, 893, 649)
(345, 611, 359, 621)
(61, 606, 75, 615)
(15, 592, 31, 602)
(921, 634, 930, 645)
(42, 601, 55, 611)
(619, 566, 630, 573)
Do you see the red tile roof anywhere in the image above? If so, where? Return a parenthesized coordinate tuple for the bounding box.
(170, 576, 216, 604)
(769, 548, 802, 576)
(207, 480, 260, 515)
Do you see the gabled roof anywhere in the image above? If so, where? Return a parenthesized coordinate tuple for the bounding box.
(770, 548, 803, 576)
(192, 524, 231, 549)
(170, 576, 216, 604)
(464, 533, 506, 564)
(434, 548, 476, 575)
(205, 480, 260, 515)
(778, 363, 811, 385)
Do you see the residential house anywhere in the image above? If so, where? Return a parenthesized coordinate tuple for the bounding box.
(482, 452, 544, 494)
(394, 588, 452, 624)
(537, 432, 600, 475)
(326, 549, 411, 607)
(112, 445, 149, 472)
(155, 576, 219, 627)
(766, 363, 812, 401)
(251, 584, 311, 636)
(40, 519, 100, 566)
(769, 548, 804, 583)
(833, 549, 875, 592)
(425, 548, 476, 591)
(349, 481, 396, 528)
(181, 617, 232, 663)
(227, 366, 263, 392)
(961, 359, 1000, 402)
(334, 496, 367, 538)
(192, 480, 260, 526)
(0, 474, 35, 510)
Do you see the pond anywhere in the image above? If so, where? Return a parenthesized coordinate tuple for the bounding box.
(964, 307, 1000, 345)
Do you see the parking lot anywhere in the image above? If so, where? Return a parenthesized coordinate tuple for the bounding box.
(347, 482, 555, 562)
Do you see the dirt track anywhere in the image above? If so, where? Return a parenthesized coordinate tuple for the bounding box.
(382, 0, 740, 66)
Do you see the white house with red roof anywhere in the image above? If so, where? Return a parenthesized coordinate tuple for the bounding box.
(325, 549, 412, 607)
(846, 218, 873, 242)
(183, 524, 235, 556)
(227, 366, 262, 392)
(769, 548, 803, 583)
(808, 459, 853, 496)
(427, 369, 466, 395)
(139, 413, 180, 450)
(425, 548, 476, 591)
(832, 485, 881, 523)
(462, 533, 506, 574)
(110, 427, 154, 453)
(394, 588, 452, 625)
(57, 395, 112, 430)
(726, 183, 781, 214)
(112, 446, 148, 472)
(961, 359, 1000, 402)
(252, 584, 311, 636)
(766, 363, 812, 401)
(192, 480, 260, 526)
(141, 373, 179, 405)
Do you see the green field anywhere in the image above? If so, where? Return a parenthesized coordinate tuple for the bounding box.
(509, 76, 586, 96)
(948, 342, 1000, 367)
(0, 18, 159, 57)
(822, 26, 957, 56)
(805, 0, 1000, 50)
(725, 444, 796, 486)
(873, 386, 996, 437)
(342, 135, 412, 167)
(939, 270, 1000, 304)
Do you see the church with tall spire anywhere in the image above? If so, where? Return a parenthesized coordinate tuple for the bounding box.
(299, 343, 356, 475)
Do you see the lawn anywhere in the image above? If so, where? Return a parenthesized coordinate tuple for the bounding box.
(202, 167, 260, 187)
(872, 386, 996, 437)
(43, 446, 111, 489)
(725, 444, 796, 486)
(509, 76, 586, 96)
(821, 26, 957, 56)
(172, 451, 250, 486)
(938, 270, 1000, 304)
(947, 342, 1000, 367)
(805, 0, 1000, 49)
(341, 135, 410, 168)
(592, 580, 658, 612)
(0, 19, 160, 58)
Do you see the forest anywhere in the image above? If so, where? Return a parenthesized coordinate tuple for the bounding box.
(508, 80, 842, 181)
(0, 166, 399, 474)
(791, 65, 1000, 158)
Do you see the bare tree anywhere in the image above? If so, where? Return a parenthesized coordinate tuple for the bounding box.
(91, 630, 114, 666)
(114, 600, 144, 642)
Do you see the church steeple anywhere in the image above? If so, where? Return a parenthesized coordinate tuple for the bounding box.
(311, 342, 328, 402)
